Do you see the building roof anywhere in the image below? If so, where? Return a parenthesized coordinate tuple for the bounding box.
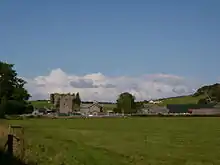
(87, 102, 103, 108)
(167, 104, 216, 113)
(80, 102, 103, 109)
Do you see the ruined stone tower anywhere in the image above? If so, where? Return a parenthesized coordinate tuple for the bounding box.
(50, 93, 76, 114)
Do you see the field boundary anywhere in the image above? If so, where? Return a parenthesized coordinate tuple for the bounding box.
(11, 114, 220, 120)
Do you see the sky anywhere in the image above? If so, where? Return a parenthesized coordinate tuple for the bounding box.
(0, 0, 220, 101)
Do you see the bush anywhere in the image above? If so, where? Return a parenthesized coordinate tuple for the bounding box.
(0, 104, 6, 118)
(25, 104, 34, 114)
(0, 100, 30, 116)
(197, 98, 208, 104)
(113, 108, 121, 113)
(4, 100, 27, 115)
(0, 100, 35, 118)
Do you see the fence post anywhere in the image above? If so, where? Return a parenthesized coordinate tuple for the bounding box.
(21, 127, 24, 160)
(7, 125, 25, 160)
(7, 134, 13, 156)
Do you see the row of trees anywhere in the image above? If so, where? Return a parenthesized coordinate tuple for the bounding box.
(0, 61, 33, 118)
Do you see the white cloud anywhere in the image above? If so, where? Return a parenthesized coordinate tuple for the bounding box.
(24, 68, 201, 102)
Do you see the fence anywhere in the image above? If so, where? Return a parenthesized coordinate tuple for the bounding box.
(0, 125, 25, 160)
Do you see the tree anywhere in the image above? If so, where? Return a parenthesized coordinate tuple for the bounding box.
(50, 93, 55, 104)
(74, 92, 81, 111)
(113, 107, 121, 113)
(25, 103, 34, 114)
(0, 61, 31, 116)
(211, 87, 220, 102)
(135, 101, 144, 111)
(55, 97, 60, 110)
(116, 92, 137, 114)
(197, 98, 209, 104)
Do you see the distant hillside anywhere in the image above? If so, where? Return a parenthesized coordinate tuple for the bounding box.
(158, 95, 205, 106)
(158, 83, 220, 106)
(157, 95, 192, 101)
(193, 83, 220, 97)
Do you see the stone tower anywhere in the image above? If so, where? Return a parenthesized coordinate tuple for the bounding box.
(59, 94, 75, 114)
(50, 93, 76, 114)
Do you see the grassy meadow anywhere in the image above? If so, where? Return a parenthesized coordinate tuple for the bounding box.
(1, 117, 220, 165)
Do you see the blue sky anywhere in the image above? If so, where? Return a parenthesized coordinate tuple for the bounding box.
(0, 0, 220, 83)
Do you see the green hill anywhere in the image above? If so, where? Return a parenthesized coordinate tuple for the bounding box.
(158, 95, 205, 106)
(158, 83, 220, 106)
(193, 83, 220, 98)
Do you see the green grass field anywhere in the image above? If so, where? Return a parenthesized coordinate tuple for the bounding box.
(30, 100, 53, 108)
(1, 117, 220, 165)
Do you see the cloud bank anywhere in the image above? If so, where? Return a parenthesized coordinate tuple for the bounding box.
(24, 68, 201, 102)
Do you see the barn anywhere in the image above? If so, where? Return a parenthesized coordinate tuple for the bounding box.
(167, 104, 216, 114)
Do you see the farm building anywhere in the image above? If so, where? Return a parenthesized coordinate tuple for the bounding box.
(80, 101, 103, 116)
(189, 108, 220, 115)
(167, 104, 216, 113)
(141, 106, 169, 114)
(149, 100, 162, 104)
(150, 106, 169, 114)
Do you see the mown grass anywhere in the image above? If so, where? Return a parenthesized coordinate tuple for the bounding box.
(1, 117, 220, 165)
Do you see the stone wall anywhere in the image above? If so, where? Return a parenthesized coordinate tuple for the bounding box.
(60, 94, 75, 114)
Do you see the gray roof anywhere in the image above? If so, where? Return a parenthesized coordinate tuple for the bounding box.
(80, 102, 103, 109)
(80, 102, 102, 114)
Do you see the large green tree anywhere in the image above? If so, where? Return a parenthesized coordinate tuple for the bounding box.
(0, 61, 31, 117)
(50, 93, 55, 104)
(73, 92, 81, 111)
(116, 92, 137, 114)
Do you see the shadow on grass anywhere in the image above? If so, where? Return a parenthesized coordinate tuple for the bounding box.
(0, 149, 35, 165)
